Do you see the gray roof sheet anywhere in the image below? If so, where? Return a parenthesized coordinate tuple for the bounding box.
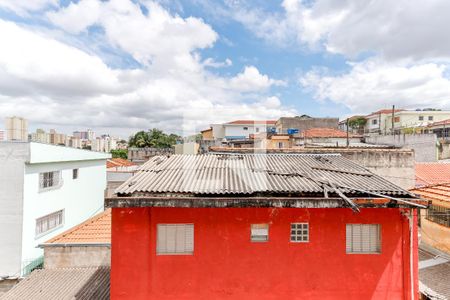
(116, 153, 410, 196)
(0, 267, 109, 300)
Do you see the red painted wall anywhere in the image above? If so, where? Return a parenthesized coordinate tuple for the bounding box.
(111, 207, 418, 300)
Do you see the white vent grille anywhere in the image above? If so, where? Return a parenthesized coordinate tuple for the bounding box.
(157, 224, 194, 255)
(251, 224, 269, 242)
(346, 224, 381, 254)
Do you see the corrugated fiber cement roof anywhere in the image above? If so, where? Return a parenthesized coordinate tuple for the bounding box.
(116, 153, 410, 197)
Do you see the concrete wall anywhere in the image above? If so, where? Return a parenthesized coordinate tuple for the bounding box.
(276, 117, 339, 134)
(366, 134, 437, 162)
(174, 143, 199, 155)
(0, 142, 28, 277)
(44, 246, 110, 269)
(111, 207, 417, 300)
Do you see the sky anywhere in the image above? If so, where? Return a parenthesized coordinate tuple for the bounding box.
(1, 0, 450, 138)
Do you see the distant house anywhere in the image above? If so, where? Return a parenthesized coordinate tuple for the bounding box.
(275, 115, 339, 134)
(0, 142, 110, 279)
(297, 127, 362, 147)
(106, 158, 138, 198)
(410, 184, 450, 299)
(415, 163, 450, 187)
(365, 109, 404, 135)
(107, 153, 426, 299)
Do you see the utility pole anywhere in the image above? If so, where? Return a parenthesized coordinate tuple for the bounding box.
(346, 118, 349, 148)
(391, 105, 395, 135)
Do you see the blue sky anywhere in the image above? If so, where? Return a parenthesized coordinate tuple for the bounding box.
(0, 0, 449, 137)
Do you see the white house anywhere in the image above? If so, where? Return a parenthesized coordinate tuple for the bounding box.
(0, 142, 110, 278)
(210, 120, 276, 141)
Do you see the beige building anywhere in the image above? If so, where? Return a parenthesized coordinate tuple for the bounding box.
(30, 129, 50, 144)
(49, 129, 67, 145)
(5, 116, 28, 141)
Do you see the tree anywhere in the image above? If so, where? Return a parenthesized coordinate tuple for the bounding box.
(111, 149, 128, 159)
(348, 117, 367, 129)
(128, 129, 180, 148)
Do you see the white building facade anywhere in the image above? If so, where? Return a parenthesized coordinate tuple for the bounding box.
(0, 142, 110, 278)
(211, 120, 276, 141)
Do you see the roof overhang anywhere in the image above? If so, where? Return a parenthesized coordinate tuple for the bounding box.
(105, 196, 429, 209)
(39, 242, 110, 248)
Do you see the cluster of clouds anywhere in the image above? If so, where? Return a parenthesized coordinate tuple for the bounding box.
(0, 0, 294, 136)
(226, 0, 450, 113)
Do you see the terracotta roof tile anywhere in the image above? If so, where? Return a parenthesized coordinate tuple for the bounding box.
(303, 128, 360, 138)
(366, 109, 404, 118)
(44, 209, 111, 245)
(226, 120, 277, 125)
(411, 183, 450, 202)
(427, 118, 450, 127)
(106, 158, 135, 169)
(415, 163, 450, 187)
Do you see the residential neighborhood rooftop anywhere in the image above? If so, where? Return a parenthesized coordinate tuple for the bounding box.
(411, 183, 450, 202)
(0, 267, 110, 300)
(302, 127, 361, 138)
(416, 163, 450, 187)
(42, 209, 111, 246)
(107, 158, 135, 169)
(225, 120, 277, 125)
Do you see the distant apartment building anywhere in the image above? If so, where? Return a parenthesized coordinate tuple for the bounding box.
(92, 136, 118, 153)
(5, 116, 28, 141)
(49, 129, 67, 145)
(67, 136, 82, 149)
(73, 129, 95, 141)
(30, 129, 50, 144)
(0, 129, 6, 141)
(0, 142, 110, 279)
(275, 115, 338, 134)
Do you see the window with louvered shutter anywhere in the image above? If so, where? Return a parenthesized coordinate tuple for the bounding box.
(35, 210, 64, 237)
(157, 224, 194, 255)
(251, 224, 269, 242)
(346, 224, 381, 254)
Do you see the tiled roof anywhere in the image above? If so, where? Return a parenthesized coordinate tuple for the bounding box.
(0, 267, 110, 300)
(428, 118, 450, 127)
(107, 158, 135, 169)
(366, 109, 404, 118)
(226, 120, 277, 125)
(302, 128, 360, 138)
(411, 183, 450, 202)
(115, 153, 411, 196)
(416, 163, 450, 187)
(44, 209, 111, 245)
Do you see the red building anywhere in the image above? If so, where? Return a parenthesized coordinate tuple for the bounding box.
(107, 154, 427, 300)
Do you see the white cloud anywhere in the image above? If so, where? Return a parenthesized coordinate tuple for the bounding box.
(230, 0, 450, 62)
(229, 66, 286, 92)
(0, 2, 295, 137)
(300, 60, 450, 112)
(203, 57, 232, 68)
(0, 0, 56, 16)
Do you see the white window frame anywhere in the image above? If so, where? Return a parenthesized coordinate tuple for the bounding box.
(157, 224, 194, 255)
(39, 171, 62, 192)
(35, 210, 64, 238)
(290, 223, 309, 243)
(346, 224, 381, 254)
(251, 224, 269, 242)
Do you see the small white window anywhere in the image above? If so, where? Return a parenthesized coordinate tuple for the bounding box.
(73, 169, 79, 179)
(243, 127, 248, 130)
(346, 224, 381, 254)
(39, 171, 61, 190)
(372, 119, 377, 125)
(290, 223, 309, 242)
(251, 224, 268, 242)
(419, 116, 424, 121)
(428, 116, 433, 121)
(35, 210, 64, 237)
(157, 224, 194, 255)
(256, 127, 260, 133)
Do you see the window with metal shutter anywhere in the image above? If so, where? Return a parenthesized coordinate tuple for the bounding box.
(157, 224, 194, 255)
(346, 224, 381, 254)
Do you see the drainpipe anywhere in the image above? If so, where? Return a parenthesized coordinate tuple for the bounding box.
(408, 209, 416, 300)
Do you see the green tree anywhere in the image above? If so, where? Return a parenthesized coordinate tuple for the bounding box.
(128, 129, 180, 148)
(111, 149, 128, 159)
(348, 117, 367, 129)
